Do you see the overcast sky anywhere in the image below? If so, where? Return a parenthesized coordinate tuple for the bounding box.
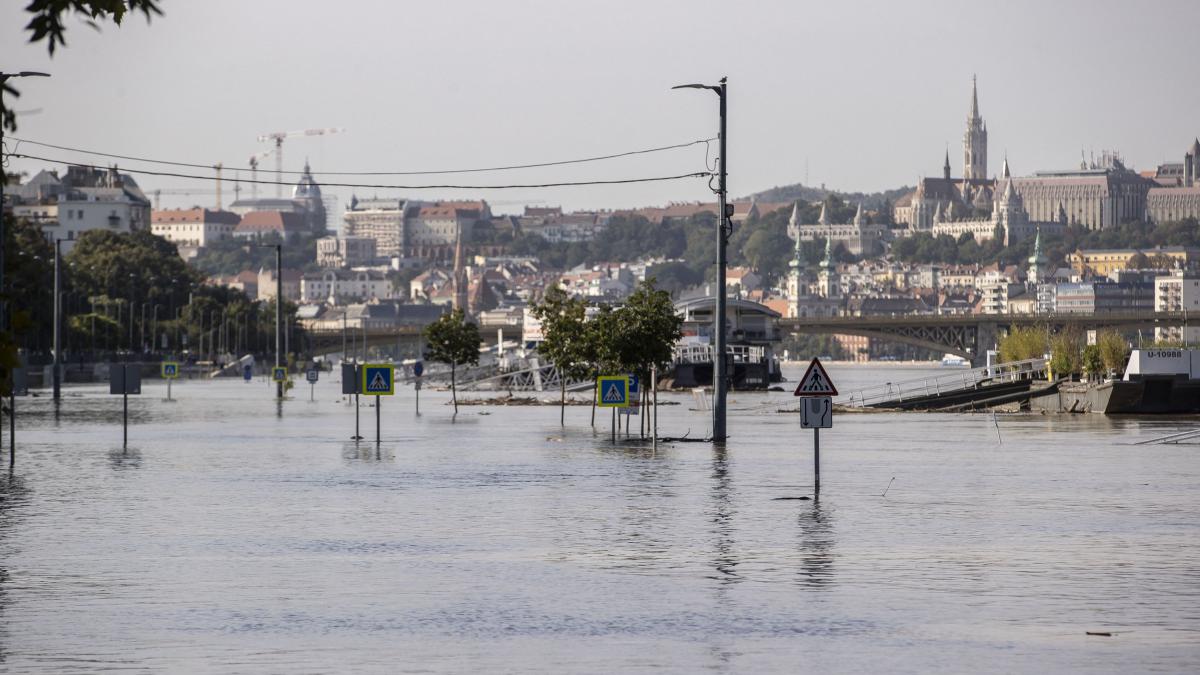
(3, 0, 1199, 217)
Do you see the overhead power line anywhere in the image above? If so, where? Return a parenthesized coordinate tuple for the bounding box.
(5, 136, 716, 176)
(3, 152, 712, 190)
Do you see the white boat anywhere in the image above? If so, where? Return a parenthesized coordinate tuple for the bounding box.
(940, 354, 970, 367)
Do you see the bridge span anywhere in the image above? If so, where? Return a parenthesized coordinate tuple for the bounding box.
(778, 310, 1189, 363)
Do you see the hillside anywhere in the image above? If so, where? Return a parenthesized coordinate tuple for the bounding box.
(744, 182, 913, 211)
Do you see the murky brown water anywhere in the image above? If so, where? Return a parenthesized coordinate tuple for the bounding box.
(1, 364, 1197, 673)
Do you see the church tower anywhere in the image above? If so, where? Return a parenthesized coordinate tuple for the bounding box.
(787, 203, 807, 315)
(963, 75, 988, 181)
(1027, 226, 1048, 284)
(817, 235, 839, 299)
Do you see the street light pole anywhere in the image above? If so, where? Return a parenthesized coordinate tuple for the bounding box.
(52, 239, 61, 400)
(0, 71, 51, 337)
(673, 76, 729, 442)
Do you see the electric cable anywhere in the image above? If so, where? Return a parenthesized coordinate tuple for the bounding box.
(5, 136, 717, 176)
(3, 151, 712, 190)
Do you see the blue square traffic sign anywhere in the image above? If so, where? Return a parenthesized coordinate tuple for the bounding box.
(362, 364, 395, 396)
(597, 376, 629, 408)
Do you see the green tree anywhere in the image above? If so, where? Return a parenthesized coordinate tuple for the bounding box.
(997, 326, 1048, 363)
(1082, 344, 1103, 381)
(609, 279, 682, 437)
(1097, 331, 1129, 376)
(423, 308, 481, 414)
(1049, 332, 1083, 380)
(530, 285, 589, 425)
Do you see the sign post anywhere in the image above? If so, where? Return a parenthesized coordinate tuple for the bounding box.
(794, 358, 838, 495)
(161, 361, 179, 401)
(362, 363, 395, 446)
(342, 363, 362, 440)
(306, 366, 319, 402)
(110, 364, 142, 449)
(597, 375, 630, 444)
(413, 361, 424, 416)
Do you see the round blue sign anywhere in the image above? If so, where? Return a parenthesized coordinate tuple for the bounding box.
(413, 361, 424, 377)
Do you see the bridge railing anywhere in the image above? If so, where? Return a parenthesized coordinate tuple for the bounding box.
(838, 357, 1047, 408)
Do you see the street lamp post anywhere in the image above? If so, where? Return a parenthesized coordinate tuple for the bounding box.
(52, 239, 62, 400)
(0, 71, 51, 336)
(672, 77, 730, 442)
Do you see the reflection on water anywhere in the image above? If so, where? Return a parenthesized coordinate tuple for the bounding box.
(0, 376, 1197, 673)
(796, 500, 835, 588)
(709, 446, 739, 584)
(108, 446, 143, 471)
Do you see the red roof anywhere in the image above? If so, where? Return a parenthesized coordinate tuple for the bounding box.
(236, 211, 306, 233)
(152, 208, 240, 225)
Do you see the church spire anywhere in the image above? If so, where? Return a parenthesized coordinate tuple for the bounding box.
(943, 149, 951, 180)
(817, 201, 830, 225)
(969, 74, 980, 121)
(1001, 154, 1010, 179)
(853, 202, 864, 225)
(963, 74, 988, 181)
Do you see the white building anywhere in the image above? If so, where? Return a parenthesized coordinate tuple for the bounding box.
(11, 167, 151, 250)
(316, 235, 378, 268)
(1155, 271, 1200, 343)
(300, 269, 396, 304)
(342, 197, 406, 258)
(151, 208, 240, 254)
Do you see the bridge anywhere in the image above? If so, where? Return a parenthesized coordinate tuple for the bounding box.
(778, 310, 1190, 363)
(305, 325, 426, 358)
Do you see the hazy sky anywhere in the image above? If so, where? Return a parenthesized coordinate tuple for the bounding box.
(3, 0, 1199, 217)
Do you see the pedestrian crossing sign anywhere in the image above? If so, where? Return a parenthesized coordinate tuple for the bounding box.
(597, 375, 629, 408)
(362, 363, 395, 396)
(161, 361, 179, 379)
(273, 366, 288, 382)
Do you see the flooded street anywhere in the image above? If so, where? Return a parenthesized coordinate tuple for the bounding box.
(1, 364, 1198, 673)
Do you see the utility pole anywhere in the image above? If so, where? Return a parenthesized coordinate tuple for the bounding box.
(275, 244, 283, 399)
(672, 76, 729, 442)
(52, 239, 61, 401)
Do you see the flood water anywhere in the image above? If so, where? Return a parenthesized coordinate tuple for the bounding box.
(1, 364, 1198, 673)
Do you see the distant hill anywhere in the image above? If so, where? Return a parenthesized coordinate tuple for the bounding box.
(744, 182, 913, 211)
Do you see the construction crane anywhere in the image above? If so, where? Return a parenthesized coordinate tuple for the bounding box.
(248, 149, 273, 201)
(152, 188, 219, 211)
(255, 127, 344, 197)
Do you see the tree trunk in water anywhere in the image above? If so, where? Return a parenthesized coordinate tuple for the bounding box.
(451, 360, 458, 414)
(560, 378, 566, 427)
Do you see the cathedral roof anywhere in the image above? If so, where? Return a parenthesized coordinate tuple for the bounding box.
(293, 161, 322, 201)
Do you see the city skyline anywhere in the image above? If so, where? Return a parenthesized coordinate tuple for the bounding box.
(3, 0, 1199, 215)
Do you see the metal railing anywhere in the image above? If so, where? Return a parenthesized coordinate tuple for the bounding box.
(839, 357, 1048, 408)
(674, 343, 765, 365)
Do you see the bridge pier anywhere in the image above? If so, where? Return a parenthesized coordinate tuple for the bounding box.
(973, 322, 998, 367)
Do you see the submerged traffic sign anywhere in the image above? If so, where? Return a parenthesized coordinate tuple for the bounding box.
(161, 361, 179, 379)
(362, 363, 395, 396)
(597, 375, 629, 408)
(794, 357, 838, 397)
(306, 368, 320, 384)
(800, 396, 833, 428)
(272, 366, 288, 383)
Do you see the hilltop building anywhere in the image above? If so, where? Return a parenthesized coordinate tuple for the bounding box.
(788, 201, 886, 256)
(150, 208, 240, 258)
(228, 161, 327, 234)
(7, 165, 151, 249)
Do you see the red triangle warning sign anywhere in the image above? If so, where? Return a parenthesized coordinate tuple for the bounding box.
(794, 358, 838, 396)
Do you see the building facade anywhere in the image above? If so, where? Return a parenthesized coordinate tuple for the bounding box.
(151, 208, 240, 251)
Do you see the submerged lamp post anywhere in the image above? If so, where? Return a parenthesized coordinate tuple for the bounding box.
(672, 77, 730, 442)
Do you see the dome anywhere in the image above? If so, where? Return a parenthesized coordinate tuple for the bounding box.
(293, 161, 322, 200)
